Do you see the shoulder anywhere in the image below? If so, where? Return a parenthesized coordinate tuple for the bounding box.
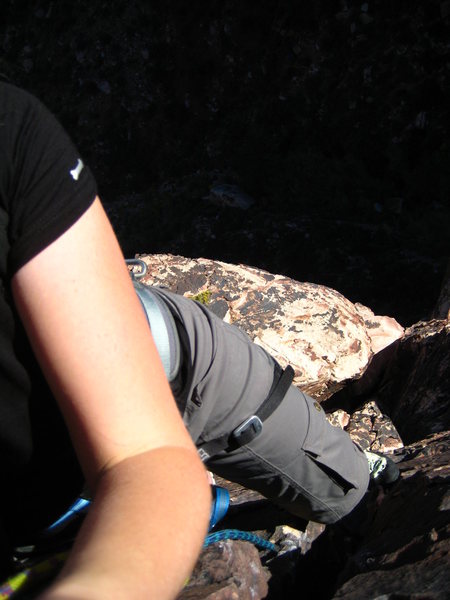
(0, 81, 42, 118)
(0, 82, 52, 163)
(0, 83, 68, 152)
(0, 83, 97, 275)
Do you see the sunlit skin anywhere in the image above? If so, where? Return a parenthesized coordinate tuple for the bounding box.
(12, 197, 210, 599)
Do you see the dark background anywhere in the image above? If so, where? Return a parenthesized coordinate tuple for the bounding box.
(1, 0, 449, 325)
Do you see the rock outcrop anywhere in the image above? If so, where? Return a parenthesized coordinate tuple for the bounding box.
(135, 254, 448, 600)
(178, 540, 269, 600)
(433, 258, 450, 321)
(135, 253, 404, 400)
(297, 430, 450, 600)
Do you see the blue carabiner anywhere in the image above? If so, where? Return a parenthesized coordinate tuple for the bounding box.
(209, 485, 230, 530)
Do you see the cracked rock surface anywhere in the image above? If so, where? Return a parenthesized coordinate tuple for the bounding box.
(137, 253, 404, 400)
(10, 255, 443, 599)
(135, 254, 448, 600)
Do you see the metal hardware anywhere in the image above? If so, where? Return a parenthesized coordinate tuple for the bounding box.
(125, 258, 148, 279)
(230, 415, 263, 445)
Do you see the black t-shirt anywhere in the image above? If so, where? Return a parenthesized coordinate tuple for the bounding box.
(0, 83, 97, 552)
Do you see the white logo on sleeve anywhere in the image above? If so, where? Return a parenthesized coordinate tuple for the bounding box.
(70, 158, 84, 181)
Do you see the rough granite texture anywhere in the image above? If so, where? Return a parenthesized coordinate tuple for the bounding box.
(136, 253, 404, 401)
(178, 540, 269, 600)
(137, 254, 448, 600)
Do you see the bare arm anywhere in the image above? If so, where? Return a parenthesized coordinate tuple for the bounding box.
(12, 197, 210, 599)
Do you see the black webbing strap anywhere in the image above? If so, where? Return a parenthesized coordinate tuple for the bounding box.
(197, 364, 295, 463)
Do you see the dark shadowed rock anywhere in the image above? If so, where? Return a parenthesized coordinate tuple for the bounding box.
(331, 431, 450, 599)
(3, 2, 447, 326)
(376, 319, 450, 445)
(205, 184, 255, 210)
(293, 319, 449, 600)
(178, 540, 269, 600)
(433, 259, 450, 320)
(290, 432, 449, 600)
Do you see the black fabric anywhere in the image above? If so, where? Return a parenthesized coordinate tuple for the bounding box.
(252, 364, 294, 422)
(0, 83, 96, 560)
(0, 84, 97, 274)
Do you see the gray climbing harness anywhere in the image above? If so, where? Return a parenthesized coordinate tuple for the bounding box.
(126, 259, 181, 382)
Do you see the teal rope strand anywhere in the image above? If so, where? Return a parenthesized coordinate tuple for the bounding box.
(204, 529, 276, 552)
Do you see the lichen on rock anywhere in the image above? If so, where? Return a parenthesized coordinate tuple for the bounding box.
(137, 253, 404, 400)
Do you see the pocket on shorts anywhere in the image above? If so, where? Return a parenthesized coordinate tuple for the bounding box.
(183, 360, 219, 443)
(301, 395, 361, 492)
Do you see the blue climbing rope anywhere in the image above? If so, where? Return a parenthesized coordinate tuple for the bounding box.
(1, 485, 277, 598)
(206, 487, 277, 552)
(204, 529, 276, 552)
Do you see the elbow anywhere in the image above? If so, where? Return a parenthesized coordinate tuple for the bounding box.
(188, 449, 213, 535)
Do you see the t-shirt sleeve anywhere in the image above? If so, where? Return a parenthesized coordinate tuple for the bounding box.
(1, 84, 97, 275)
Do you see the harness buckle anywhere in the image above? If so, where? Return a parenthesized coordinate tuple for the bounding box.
(230, 415, 263, 447)
(198, 447, 210, 462)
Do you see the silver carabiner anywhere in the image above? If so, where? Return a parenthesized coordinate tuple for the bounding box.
(125, 258, 148, 280)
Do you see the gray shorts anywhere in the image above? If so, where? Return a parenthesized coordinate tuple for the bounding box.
(150, 287, 370, 524)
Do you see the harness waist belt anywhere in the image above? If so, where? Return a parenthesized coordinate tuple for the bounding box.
(133, 282, 181, 383)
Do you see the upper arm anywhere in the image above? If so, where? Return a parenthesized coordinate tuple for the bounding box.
(11, 197, 194, 487)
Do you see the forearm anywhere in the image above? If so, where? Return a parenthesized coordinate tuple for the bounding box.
(39, 446, 210, 600)
(11, 199, 211, 598)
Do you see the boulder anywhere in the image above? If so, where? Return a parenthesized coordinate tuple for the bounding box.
(374, 319, 450, 445)
(135, 254, 404, 400)
(333, 431, 450, 600)
(295, 318, 450, 600)
(345, 399, 403, 453)
(178, 540, 269, 600)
